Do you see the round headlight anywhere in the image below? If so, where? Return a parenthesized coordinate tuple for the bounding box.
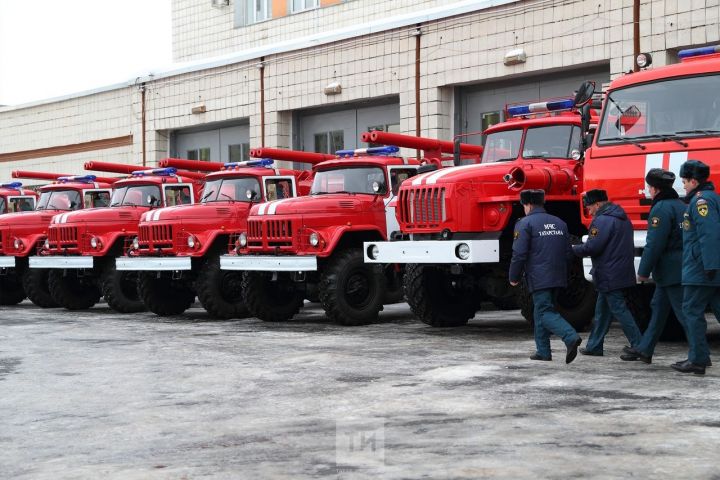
(309, 232, 319, 247)
(132, 237, 139, 250)
(571, 149, 582, 161)
(13, 238, 23, 250)
(238, 232, 248, 247)
(455, 243, 470, 260)
(90, 237, 100, 249)
(367, 244, 379, 260)
(636, 52, 652, 68)
(187, 235, 196, 248)
(43, 239, 50, 250)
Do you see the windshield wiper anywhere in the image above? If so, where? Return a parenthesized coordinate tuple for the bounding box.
(311, 191, 329, 195)
(523, 155, 552, 162)
(600, 137, 647, 150)
(676, 129, 720, 136)
(633, 134, 688, 147)
(219, 192, 235, 203)
(491, 157, 518, 162)
(200, 190, 216, 202)
(110, 202, 121, 207)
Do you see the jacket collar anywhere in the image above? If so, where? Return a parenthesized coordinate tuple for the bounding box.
(651, 188, 679, 207)
(684, 181, 715, 204)
(528, 206, 546, 216)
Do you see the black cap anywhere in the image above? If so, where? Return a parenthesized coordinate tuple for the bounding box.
(583, 189, 608, 207)
(645, 168, 675, 189)
(520, 189, 545, 206)
(679, 160, 710, 181)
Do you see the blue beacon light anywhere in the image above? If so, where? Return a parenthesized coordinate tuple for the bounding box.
(57, 175, 97, 183)
(223, 159, 274, 169)
(678, 45, 720, 59)
(1, 181, 23, 190)
(131, 167, 177, 176)
(507, 98, 575, 117)
(335, 146, 400, 157)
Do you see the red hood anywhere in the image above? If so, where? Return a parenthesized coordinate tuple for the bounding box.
(0, 210, 55, 228)
(51, 207, 147, 226)
(249, 195, 371, 216)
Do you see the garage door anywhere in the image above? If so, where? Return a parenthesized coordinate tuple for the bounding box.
(173, 124, 250, 163)
(458, 67, 610, 145)
(294, 101, 400, 154)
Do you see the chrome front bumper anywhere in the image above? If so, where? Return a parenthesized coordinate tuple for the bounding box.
(115, 256, 192, 271)
(0, 257, 16, 268)
(220, 255, 318, 271)
(30, 256, 94, 269)
(363, 239, 500, 264)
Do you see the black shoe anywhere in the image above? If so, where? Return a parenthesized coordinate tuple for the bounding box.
(673, 358, 712, 367)
(566, 337, 582, 364)
(621, 350, 652, 364)
(579, 347, 603, 356)
(530, 353, 552, 361)
(622, 345, 635, 355)
(671, 360, 706, 375)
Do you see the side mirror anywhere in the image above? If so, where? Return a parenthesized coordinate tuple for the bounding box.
(574, 81, 596, 107)
(147, 195, 159, 207)
(246, 190, 258, 201)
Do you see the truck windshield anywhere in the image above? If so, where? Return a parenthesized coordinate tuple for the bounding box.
(0, 197, 5, 213)
(598, 74, 720, 144)
(481, 130, 522, 163)
(311, 167, 387, 195)
(523, 125, 580, 159)
(36, 190, 82, 211)
(110, 185, 161, 207)
(200, 177, 261, 203)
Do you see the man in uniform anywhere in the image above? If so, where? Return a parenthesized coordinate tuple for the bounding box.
(573, 189, 641, 356)
(509, 189, 582, 363)
(621, 169, 686, 364)
(673, 160, 720, 375)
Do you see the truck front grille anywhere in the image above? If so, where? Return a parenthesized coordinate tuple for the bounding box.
(399, 186, 446, 228)
(138, 224, 174, 249)
(247, 219, 293, 248)
(49, 226, 79, 250)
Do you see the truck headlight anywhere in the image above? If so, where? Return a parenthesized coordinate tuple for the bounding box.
(455, 243, 470, 260)
(309, 232, 319, 247)
(13, 238, 23, 250)
(132, 237, 139, 250)
(238, 232, 247, 248)
(90, 236, 102, 249)
(367, 244, 379, 260)
(187, 234, 197, 249)
(43, 239, 50, 250)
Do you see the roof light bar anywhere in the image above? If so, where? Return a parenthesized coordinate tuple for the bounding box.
(223, 159, 274, 169)
(507, 98, 576, 117)
(336, 146, 400, 158)
(57, 175, 97, 183)
(0, 181, 23, 190)
(131, 167, 177, 177)
(678, 45, 720, 59)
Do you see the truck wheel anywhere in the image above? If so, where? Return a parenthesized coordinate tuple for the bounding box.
(320, 249, 386, 326)
(196, 256, 249, 319)
(0, 273, 25, 305)
(21, 268, 59, 308)
(100, 261, 145, 313)
(625, 284, 686, 342)
(242, 271, 303, 322)
(137, 272, 195, 316)
(47, 270, 101, 310)
(382, 264, 405, 305)
(491, 294, 518, 310)
(404, 263, 475, 327)
(517, 276, 596, 332)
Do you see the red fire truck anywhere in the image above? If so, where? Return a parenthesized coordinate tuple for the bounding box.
(30, 164, 202, 312)
(0, 173, 114, 307)
(0, 182, 37, 215)
(222, 133, 484, 325)
(116, 151, 330, 318)
(579, 45, 720, 335)
(363, 91, 598, 328)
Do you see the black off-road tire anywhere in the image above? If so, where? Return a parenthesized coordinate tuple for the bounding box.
(137, 272, 195, 316)
(319, 249, 386, 326)
(196, 256, 249, 319)
(241, 271, 304, 322)
(21, 268, 58, 308)
(0, 272, 26, 305)
(47, 270, 101, 310)
(518, 276, 596, 332)
(100, 261, 145, 314)
(491, 294, 519, 310)
(403, 263, 475, 327)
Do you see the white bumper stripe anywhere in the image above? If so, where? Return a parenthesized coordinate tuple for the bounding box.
(363, 240, 499, 264)
(115, 256, 192, 271)
(220, 255, 318, 271)
(30, 256, 94, 269)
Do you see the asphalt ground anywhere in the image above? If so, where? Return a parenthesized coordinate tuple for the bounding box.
(1, 301, 720, 479)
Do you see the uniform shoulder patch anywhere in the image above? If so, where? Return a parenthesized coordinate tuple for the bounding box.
(698, 203, 709, 217)
(589, 226, 599, 237)
(697, 198, 707, 205)
(650, 217, 660, 227)
(513, 230, 520, 240)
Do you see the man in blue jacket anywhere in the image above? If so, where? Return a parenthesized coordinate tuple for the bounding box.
(621, 169, 687, 364)
(573, 189, 641, 355)
(673, 160, 720, 375)
(509, 189, 582, 363)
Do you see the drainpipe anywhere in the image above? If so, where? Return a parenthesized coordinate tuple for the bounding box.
(259, 57, 266, 147)
(414, 25, 422, 160)
(633, 0, 640, 72)
(140, 82, 147, 167)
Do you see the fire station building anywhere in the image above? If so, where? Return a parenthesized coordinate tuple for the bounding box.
(1, 0, 718, 177)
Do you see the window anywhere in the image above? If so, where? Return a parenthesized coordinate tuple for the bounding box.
(229, 143, 251, 163)
(253, 0, 271, 22)
(389, 168, 417, 195)
(201, 177, 261, 203)
(481, 129, 522, 163)
(366, 123, 400, 148)
(265, 178, 295, 201)
(37, 190, 81, 211)
(314, 130, 344, 154)
(311, 167, 387, 195)
(110, 186, 161, 208)
(84, 191, 111, 208)
(291, 0, 318, 13)
(523, 125, 581, 159)
(187, 147, 211, 161)
(165, 186, 193, 206)
(7, 197, 35, 212)
(482, 111, 501, 131)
